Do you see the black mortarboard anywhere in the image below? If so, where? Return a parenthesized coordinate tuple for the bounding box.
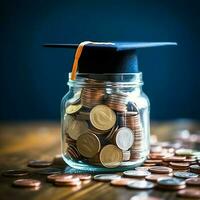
(44, 41, 177, 80)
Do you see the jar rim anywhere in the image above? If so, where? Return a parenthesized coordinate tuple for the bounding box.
(67, 73, 143, 88)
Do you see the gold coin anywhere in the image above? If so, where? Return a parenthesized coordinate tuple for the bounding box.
(64, 115, 88, 140)
(100, 144, 123, 168)
(76, 133, 101, 158)
(66, 104, 82, 114)
(90, 105, 116, 131)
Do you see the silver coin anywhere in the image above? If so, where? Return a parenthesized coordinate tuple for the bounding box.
(93, 174, 121, 181)
(123, 170, 151, 178)
(127, 180, 155, 189)
(157, 178, 185, 186)
(68, 91, 81, 104)
(115, 127, 134, 151)
(135, 167, 150, 171)
(173, 171, 198, 179)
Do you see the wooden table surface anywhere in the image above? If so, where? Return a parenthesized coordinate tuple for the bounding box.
(0, 121, 199, 200)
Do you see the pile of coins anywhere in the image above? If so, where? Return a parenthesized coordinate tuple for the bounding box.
(91, 144, 200, 198)
(63, 79, 145, 168)
(1, 143, 200, 200)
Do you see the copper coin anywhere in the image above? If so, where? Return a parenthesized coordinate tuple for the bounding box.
(47, 174, 73, 182)
(13, 179, 41, 187)
(110, 178, 134, 186)
(144, 160, 162, 164)
(149, 166, 173, 174)
(162, 156, 186, 162)
(186, 178, 200, 186)
(177, 188, 200, 198)
(169, 162, 190, 169)
(28, 160, 52, 168)
(2, 169, 29, 177)
(145, 174, 170, 182)
(73, 174, 92, 180)
(55, 177, 81, 186)
(143, 163, 157, 167)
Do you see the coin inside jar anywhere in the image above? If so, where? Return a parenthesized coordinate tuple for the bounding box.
(68, 91, 81, 105)
(90, 105, 116, 131)
(65, 104, 82, 114)
(114, 127, 134, 151)
(99, 144, 123, 168)
(64, 115, 88, 140)
(76, 133, 101, 158)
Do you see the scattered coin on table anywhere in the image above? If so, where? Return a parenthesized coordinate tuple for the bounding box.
(54, 177, 81, 186)
(185, 177, 200, 186)
(162, 156, 186, 162)
(135, 167, 150, 171)
(130, 195, 164, 200)
(149, 166, 173, 174)
(2, 169, 29, 177)
(13, 179, 41, 188)
(145, 174, 171, 182)
(177, 188, 200, 198)
(157, 178, 186, 190)
(127, 180, 155, 189)
(72, 174, 92, 180)
(28, 160, 52, 168)
(93, 174, 121, 181)
(123, 170, 151, 178)
(173, 171, 198, 179)
(110, 178, 135, 186)
(47, 174, 73, 183)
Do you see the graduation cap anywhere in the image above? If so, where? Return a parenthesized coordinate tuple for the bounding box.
(44, 41, 177, 80)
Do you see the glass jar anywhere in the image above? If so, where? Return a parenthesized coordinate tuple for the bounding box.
(61, 73, 150, 172)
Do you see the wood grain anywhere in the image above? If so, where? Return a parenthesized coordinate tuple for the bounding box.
(0, 121, 199, 200)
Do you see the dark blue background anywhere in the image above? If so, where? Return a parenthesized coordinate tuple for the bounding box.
(1, 0, 200, 121)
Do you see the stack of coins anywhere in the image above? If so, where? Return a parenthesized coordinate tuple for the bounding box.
(63, 78, 145, 168)
(118, 112, 143, 160)
(106, 92, 128, 112)
(81, 79, 105, 108)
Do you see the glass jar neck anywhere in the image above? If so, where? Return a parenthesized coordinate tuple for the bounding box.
(67, 73, 143, 88)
